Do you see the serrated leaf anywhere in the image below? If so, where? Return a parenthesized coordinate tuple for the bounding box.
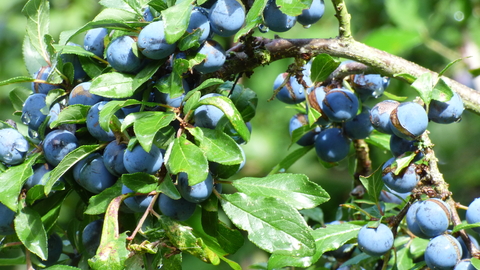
(121, 172, 158, 193)
(90, 72, 136, 98)
(310, 54, 341, 83)
(471, 258, 480, 269)
(183, 90, 201, 114)
(178, 29, 202, 51)
(196, 95, 250, 143)
(221, 193, 315, 257)
(268, 222, 361, 269)
(269, 145, 314, 175)
(359, 173, 383, 204)
(50, 104, 90, 128)
(229, 84, 258, 122)
(234, 0, 268, 41)
(277, 0, 312, 16)
(233, 173, 329, 210)
(160, 215, 219, 264)
(22, 0, 50, 64)
(192, 127, 243, 165)
(14, 207, 48, 260)
(411, 73, 433, 105)
(133, 60, 163, 91)
(88, 195, 130, 270)
(85, 181, 123, 215)
(45, 145, 103, 195)
(161, 1, 194, 44)
(132, 111, 176, 152)
(164, 135, 209, 186)
(0, 153, 40, 211)
(189, 78, 224, 94)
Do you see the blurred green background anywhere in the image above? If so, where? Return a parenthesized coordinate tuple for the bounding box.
(1, 0, 480, 269)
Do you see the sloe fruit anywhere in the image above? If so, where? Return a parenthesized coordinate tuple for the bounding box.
(263, 0, 297, 32)
(84, 28, 108, 58)
(389, 101, 428, 140)
(122, 185, 153, 213)
(43, 129, 79, 166)
(428, 92, 464, 124)
(314, 128, 351, 163)
(123, 143, 164, 174)
(425, 234, 462, 270)
(177, 172, 214, 203)
(194, 40, 226, 74)
(297, 0, 325, 26)
(209, 0, 245, 37)
(158, 193, 196, 221)
(106, 36, 143, 74)
(138, 21, 176, 60)
(22, 93, 47, 131)
(82, 219, 103, 257)
(322, 88, 359, 122)
(369, 100, 399, 134)
(0, 128, 29, 165)
(273, 73, 307, 104)
(357, 223, 393, 256)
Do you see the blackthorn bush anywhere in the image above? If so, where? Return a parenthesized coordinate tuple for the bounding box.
(1, 0, 479, 269)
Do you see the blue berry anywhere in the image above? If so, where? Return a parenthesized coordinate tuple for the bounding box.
(415, 198, 451, 238)
(389, 102, 428, 140)
(466, 198, 480, 234)
(22, 93, 47, 131)
(102, 141, 128, 177)
(208, 0, 245, 37)
(84, 28, 108, 58)
(86, 101, 124, 142)
(68, 82, 103, 106)
(188, 7, 211, 43)
(122, 185, 153, 213)
(263, 0, 297, 32)
(428, 92, 464, 124)
(273, 73, 307, 104)
(0, 202, 15, 235)
(381, 157, 419, 193)
(352, 74, 389, 101)
(343, 106, 373, 139)
(297, 0, 325, 26)
(194, 93, 225, 129)
(314, 128, 351, 163)
(322, 88, 359, 122)
(289, 114, 317, 146)
(406, 201, 429, 238)
(76, 153, 117, 194)
(357, 223, 393, 256)
(82, 219, 103, 257)
(31, 66, 61, 94)
(158, 193, 196, 221)
(425, 234, 462, 270)
(43, 130, 79, 166)
(123, 144, 164, 174)
(107, 36, 143, 74)
(194, 40, 226, 74)
(369, 100, 399, 134)
(177, 172, 214, 203)
(138, 21, 176, 60)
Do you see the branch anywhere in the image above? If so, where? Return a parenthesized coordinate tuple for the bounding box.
(216, 37, 480, 114)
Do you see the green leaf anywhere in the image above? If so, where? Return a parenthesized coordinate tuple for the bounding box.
(411, 73, 433, 105)
(189, 78, 225, 93)
(178, 30, 202, 51)
(439, 58, 464, 77)
(432, 77, 454, 102)
(310, 54, 341, 83)
(45, 145, 103, 194)
(50, 104, 90, 128)
(221, 193, 316, 257)
(161, 1, 194, 44)
(396, 246, 415, 270)
(121, 172, 158, 193)
(160, 215, 219, 264)
(14, 207, 48, 260)
(54, 44, 97, 58)
(234, 0, 268, 41)
(196, 95, 250, 143)
(183, 91, 201, 114)
(22, 0, 50, 64)
(158, 174, 181, 200)
(192, 127, 243, 165)
(85, 181, 123, 215)
(233, 173, 329, 210)
(229, 84, 258, 122)
(409, 237, 428, 258)
(133, 60, 163, 91)
(216, 221, 245, 255)
(471, 258, 480, 270)
(364, 130, 391, 151)
(269, 145, 314, 175)
(45, 266, 82, 270)
(0, 76, 35, 87)
(165, 135, 209, 186)
(267, 223, 361, 269)
(89, 195, 130, 270)
(358, 173, 383, 204)
(290, 124, 316, 147)
(277, 0, 312, 16)
(9, 87, 32, 112)
(90, 72, 136, 98)
(130, 111, 176, 152)
(40, 191, 69, 234)
(452, 221, 480, 233)
(59, 19, 138, 45)
(393, 152, 416, 175)
(0, 153, 40, 211)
